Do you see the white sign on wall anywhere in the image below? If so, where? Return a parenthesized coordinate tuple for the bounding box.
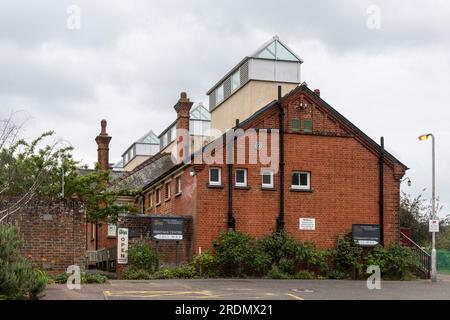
(299, 218, 316, 231)
(117, 228, 129, 264)
(107, 223, 117, 237)
(429, 220, 440, 233)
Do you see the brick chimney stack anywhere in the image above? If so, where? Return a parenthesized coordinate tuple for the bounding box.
(174, 92, 193, 163)
(95, 119, 112, 170)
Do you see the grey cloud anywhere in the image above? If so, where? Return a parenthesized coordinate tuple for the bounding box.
(0, 0, 449, 215)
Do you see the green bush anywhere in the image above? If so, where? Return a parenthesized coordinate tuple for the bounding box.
(0, 224, 47, 299)
(127, 242, 158, 272)
(259, 232, 298, 267)
(257, 232, 329, 276)
(84, 273, 108, 284)
(328, 270, 348, 280)
(53, 272, 108, 284)
(297, 242, 330, 275)
(365, 242, 419, 280)
(53, 273, 69, 284)
(293, 270, 316, 280)
(122, 268, 153, 280)
(214, 231, 270, 277)
(193, 252, 219, 277)
(333, 235, 363, 278)
(266, 265, 290, 279)
(170, 265, 198, 279)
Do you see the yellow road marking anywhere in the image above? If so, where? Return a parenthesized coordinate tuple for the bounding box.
(103, 290, 213, 299)
(286, 293, 304, 300)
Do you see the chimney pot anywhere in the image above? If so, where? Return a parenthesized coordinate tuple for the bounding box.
(96, 119, 111, 170)
(101, 119, 107, 134)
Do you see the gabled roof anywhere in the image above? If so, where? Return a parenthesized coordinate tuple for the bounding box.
(238, 84, 407, 170)
(190, 103, 211, 121)
(250, 35, 303, 63)
(136, 130, 159, 144)
(207, 36, 303, 95)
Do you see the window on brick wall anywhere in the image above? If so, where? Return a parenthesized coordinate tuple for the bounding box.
(261, 169, 274, 188)
(156, 187, 162, 205)
(149, 191, 154, 209)
(291, 171, 311, 190)
(292, 119, 300, 132)
(175, 176, 182, 195)
(235, 168, 247, 187)
(209, 167, 221, 186)
(165, 182, 171, 201)
(303, 119, 313, 133)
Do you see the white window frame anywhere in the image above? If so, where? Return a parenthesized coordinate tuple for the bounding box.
(231, 70, 240, 92)
(156, 187, 162, 205)
(235, 168, 247, 187)
(149, 191, 154, 209)
(216, 84, 224, 104)
(261, 169, 274, 188)
(291, 171, 311, 190)
(175, 175, 182, 194)
(164, 181, 171, 200)
(209, 167, 222, 186)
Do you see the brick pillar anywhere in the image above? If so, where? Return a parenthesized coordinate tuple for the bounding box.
(174, 92, 193, 163)
(95, 120, 112, 170)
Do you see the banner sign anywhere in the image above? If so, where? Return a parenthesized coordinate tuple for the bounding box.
(117, 228, 129, 264)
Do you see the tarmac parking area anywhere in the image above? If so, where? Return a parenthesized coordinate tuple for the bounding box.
(44, 276, 450, 300)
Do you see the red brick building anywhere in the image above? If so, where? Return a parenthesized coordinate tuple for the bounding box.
(88, 37, 407, 268)
(138, 85, 406, 256)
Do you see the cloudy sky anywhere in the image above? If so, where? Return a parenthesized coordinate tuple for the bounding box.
(1, 0, 449, 217)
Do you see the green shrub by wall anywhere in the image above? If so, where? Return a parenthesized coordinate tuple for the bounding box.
(0, 224, 47, 300)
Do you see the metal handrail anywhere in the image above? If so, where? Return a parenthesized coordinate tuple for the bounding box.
(400, 232, 431, 278)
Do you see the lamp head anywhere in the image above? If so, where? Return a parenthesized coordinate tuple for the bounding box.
(418, 134, 431, 141)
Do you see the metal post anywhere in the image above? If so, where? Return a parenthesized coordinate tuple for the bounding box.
(61, 165, 65, 198)
(175, 241, 179, 267)
(431, 134, 437, 283)
(156, 241, 160, 271)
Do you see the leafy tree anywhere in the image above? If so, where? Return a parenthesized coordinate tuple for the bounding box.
(0, 113, 138, 223)
(400, 191, 449, 248)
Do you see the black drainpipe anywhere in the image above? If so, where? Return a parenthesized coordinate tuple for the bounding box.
(227, 120, 238, 230)
(379, 137, 385, 247)
(95, 222, 98, 251)
(276, 86, 285, 232)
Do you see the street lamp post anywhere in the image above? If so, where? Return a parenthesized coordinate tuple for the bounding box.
(419, 133, 437, 283)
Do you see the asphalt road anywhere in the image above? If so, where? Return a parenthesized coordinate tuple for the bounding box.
(44, 276, 450, 300)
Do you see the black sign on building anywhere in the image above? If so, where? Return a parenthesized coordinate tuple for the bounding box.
(151, 217, 184, 241)
(352, 224, 381, 247)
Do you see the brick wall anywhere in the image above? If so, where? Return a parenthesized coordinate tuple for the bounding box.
(0, 197, 86, 275)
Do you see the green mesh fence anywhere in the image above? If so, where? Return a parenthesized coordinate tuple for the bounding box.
(437, 250, 450, 274)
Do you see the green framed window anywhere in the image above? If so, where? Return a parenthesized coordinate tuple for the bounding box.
(292, 119, 300, 132)
(303, 119, 313, 133)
